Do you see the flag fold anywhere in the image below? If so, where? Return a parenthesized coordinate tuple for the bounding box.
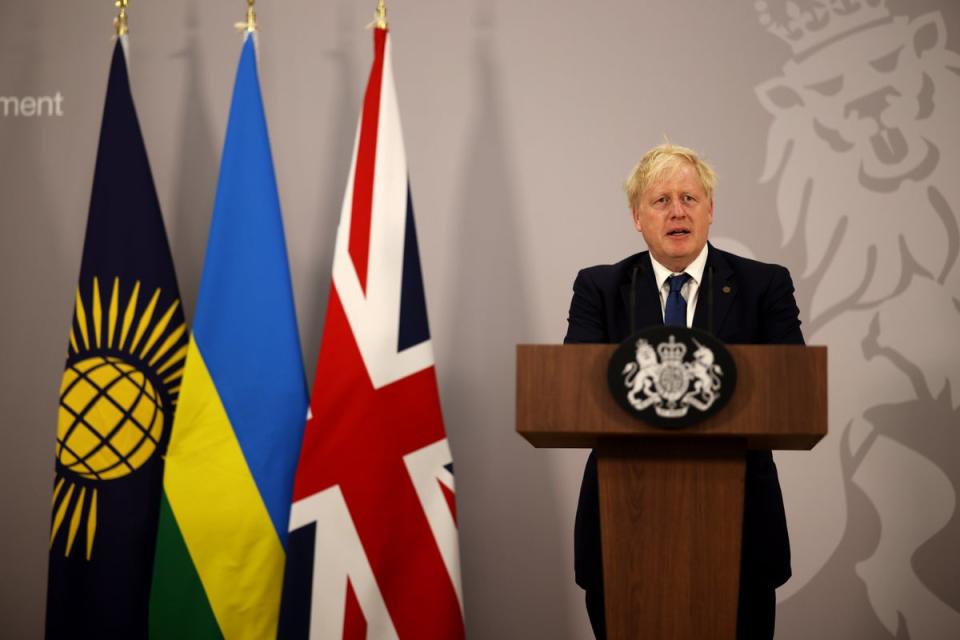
(279, 27, 464, 640)
(47, 38, 187, 639)
(149, 34, 308, 640)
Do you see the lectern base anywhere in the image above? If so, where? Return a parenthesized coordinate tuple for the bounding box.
(597, 441, 746, 640)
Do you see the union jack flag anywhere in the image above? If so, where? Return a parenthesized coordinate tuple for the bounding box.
(278, 26, 464, 640)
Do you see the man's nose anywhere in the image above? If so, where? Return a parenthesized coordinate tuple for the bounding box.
(668, 200, 686, 217)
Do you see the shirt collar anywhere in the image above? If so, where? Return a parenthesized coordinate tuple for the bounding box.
(649, 243, 709, 291)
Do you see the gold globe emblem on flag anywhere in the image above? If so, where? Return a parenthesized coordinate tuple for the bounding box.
(57, 356, 163, 479)
(51, 277, 186, 560)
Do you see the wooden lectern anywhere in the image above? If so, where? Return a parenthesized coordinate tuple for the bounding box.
(516, 344, 827, 639)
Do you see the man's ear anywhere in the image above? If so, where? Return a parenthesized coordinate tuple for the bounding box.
(632, 208, 643, 232)
(708, 197, 714, 224)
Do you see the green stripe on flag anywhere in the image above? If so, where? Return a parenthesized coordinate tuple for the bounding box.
(149, 492, 222, 639)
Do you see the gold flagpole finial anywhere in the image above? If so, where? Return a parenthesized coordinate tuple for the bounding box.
(234, 0, 258, 34)
(374, 0, 387, 30)
(113, 0, 129, 37)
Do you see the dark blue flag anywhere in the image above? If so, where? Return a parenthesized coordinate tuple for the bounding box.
(45, 38, 187, 639)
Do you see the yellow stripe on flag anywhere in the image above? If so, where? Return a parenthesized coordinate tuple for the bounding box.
(163, 338, 285, 639)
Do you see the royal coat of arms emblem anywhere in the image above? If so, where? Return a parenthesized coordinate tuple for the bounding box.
(608, 327, 737, 428)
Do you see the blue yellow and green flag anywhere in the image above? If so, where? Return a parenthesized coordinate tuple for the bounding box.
(148, 33, 308, 638)
(47, 37, 187, 638)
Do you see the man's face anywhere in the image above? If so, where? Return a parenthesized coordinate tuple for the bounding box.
(633, 162, 713, 272)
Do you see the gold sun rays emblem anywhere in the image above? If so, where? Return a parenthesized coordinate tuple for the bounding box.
(51, 276, 186, 560)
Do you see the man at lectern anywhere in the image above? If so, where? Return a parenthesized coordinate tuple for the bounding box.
(565, 142, 803, 639)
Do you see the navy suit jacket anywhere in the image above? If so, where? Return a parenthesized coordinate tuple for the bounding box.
(564, 245, 803, 595)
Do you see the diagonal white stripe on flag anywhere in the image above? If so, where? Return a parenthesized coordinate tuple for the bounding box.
(332, 36, 434, 390)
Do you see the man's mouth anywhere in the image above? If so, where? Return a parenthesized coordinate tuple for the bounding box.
(667, 229, 690, 237)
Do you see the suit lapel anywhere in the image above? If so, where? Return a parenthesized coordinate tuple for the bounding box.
(693, 245, 735, 337)
(618, 252, 662, 340)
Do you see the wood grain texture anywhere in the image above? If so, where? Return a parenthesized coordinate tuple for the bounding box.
(516, 344, 827, 638)
(516, 344, 827, 450)
(599, 443, 744, 639)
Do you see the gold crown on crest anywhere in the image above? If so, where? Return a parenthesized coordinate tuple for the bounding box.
(657, 336, 687, 364)
(755, 0, 890, 56)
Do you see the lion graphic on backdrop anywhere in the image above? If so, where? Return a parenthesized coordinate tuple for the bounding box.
(755, 5, 960, 318)
(752, 1, 960, 637)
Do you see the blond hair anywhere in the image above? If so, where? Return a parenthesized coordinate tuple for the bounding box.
(624, 142, 717, 210)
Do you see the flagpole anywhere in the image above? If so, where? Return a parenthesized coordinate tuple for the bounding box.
(235, 0, 258, 33)
(374, 0, 387, 30)
(113, 0, 129, 37)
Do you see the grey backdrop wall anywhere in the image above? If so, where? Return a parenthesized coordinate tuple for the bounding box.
(3, 0, 959, 637)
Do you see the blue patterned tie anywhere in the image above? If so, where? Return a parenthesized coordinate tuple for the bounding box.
(664, 273, 691, 327)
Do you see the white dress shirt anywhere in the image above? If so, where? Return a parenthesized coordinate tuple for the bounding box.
(648, 243, 709, 328)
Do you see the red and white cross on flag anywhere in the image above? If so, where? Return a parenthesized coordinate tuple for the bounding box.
(278, 26, 464, 640)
